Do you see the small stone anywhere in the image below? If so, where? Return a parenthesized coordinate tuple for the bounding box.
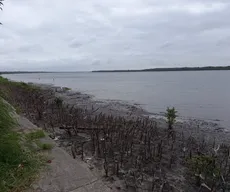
(89, 165, 94, 170)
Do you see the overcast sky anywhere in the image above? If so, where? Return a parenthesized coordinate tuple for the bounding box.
(0, 0, 230, 71)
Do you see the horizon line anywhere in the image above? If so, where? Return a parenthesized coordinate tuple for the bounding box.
(1, 65, 230, 74)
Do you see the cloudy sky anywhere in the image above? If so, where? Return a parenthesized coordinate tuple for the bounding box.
(0, 0, 230, 71)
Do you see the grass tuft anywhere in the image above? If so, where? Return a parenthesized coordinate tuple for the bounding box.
(25, 130, 46, 141)
(63, 87, 71, 91)
(15, 105, 21, 114)
(36, 142, 53, 150)
(0, 98, 16, 134)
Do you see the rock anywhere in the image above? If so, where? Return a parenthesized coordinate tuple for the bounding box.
(89, 165, 94, 170)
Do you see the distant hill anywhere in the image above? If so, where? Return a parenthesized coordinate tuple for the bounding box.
(93, 66, 230, 72)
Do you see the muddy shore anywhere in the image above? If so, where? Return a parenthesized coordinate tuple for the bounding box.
(35, 83, 229, 145)
(3, 79, 230, 191)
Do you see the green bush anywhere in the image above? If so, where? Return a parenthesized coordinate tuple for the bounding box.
(63, 87, 71, 91)
(187, 155, 220, 187)
(165, 107, 177, 130)
(25, 130, 46, 141)
(188, 155, 219, 176)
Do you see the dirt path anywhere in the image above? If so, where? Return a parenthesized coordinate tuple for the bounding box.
(16, 115, 113, 192)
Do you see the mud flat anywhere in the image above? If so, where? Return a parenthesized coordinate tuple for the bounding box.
(36, 83, 229, 144)
(3, 80, 230, 191)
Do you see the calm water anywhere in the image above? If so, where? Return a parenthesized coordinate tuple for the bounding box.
(3, 71, 230, 127)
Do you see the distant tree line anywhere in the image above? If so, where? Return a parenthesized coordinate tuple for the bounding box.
(143, 66, 230, 72)
(93, 66, 230, 73)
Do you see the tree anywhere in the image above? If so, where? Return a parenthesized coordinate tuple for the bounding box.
(0, 0, 3, 25)
(165, 107, 177, 130)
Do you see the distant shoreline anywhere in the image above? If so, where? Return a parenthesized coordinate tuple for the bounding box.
(1, 66, 230, 74)
(93, 66, 230, 72)
(0, 71, 51, 75)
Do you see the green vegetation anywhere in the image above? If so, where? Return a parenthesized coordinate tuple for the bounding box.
(188, 155, 219, 177)
(0, 88, 8, 98)
(36, 142, 53, 150)
(15, 105, 21, 114)
(0, 76, 39, 92)
(0, 98, 46, 192)
(25, 130, 46, 141)
(188, 155, 220, 187)
(0, 99, 16, 134)
(25, 130, 53, 150)
(165, 107, 177, 130)
(63, 87, 71, 91)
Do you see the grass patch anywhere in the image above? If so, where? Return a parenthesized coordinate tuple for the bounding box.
(36, 141, 53, 150)
(15, 106, 21, 114)
(0, 89, 9, 98)
(0, 98, 46, 192)
(0, 98, 16, 134)
(25, 130, 46, 141)
(0, 147, 46, 192)
(63, 87, 71, 91)
(0, 76, 39, 92)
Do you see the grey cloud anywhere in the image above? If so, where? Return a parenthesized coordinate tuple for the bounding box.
(69, 42, 83, 48)
(18, 44, 43, 53)
(91, 60, 101, 66)
(159, 42, 174, 49)
(0, 0, 230, 71)
(69, 37, 96, 48)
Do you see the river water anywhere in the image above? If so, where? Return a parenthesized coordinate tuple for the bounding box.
(3, 71, 230, 128)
